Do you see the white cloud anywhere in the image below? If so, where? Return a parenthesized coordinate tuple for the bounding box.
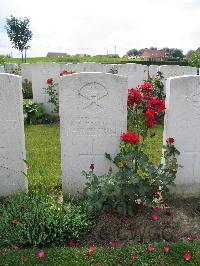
(0, 0, 199, 57)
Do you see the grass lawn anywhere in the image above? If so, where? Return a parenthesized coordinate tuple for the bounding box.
(1, 242, 199, 265)
(25, 124, 163, 190)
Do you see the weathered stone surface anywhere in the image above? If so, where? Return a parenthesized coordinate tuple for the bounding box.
(32, 62, 60, 114)
(164, 75, 200, 197)
(149, 65, 159, 77)
(21, 63, 32, 82)
(75, 62, 105, 72)
(0, 74, 27, 196)
(118, 63, 148, 88)
(60, 72, 127, 194)
(0, 65, 5, 73)
(4, 63, 18, 74)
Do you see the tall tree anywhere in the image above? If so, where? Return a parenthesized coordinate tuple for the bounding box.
(5, 15, 33, 62)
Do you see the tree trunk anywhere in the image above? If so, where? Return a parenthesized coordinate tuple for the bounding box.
(25, 49, 27, 63)
(21, 51, 24, 63)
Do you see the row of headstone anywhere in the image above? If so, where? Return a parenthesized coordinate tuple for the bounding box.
(0, 72, 200, 197)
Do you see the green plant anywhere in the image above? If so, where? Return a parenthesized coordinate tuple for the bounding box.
(84, 81, 180, 215)
(23, 100, 44, 124)
(43, 78, 59, 113)
(148, 71, 165, 101)
(23, 79, 33, 99)
(0, 54, 6, 64)
(0, 191, 91, 246)
(189, 50, 200, 68)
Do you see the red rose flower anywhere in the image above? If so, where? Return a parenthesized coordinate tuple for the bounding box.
(166, 138, 174, 144)
(131, 252, 139, 259)
(151, 213, 159, 220)
(90, 163, 95, 170)
(140, 81, 153, 94)
(146, 97, 165, 113)
(121, 132, 140, 145)
(147, 245, 155, 252)
(109, 241, 117, 248)
(47, 78, 53, 85)
(163, 245, 170, 252)
(183, 252, 192, 261)
(128, 89, 142, 107)
(145, 119, 156, 128)
(145, 109, 156, 120)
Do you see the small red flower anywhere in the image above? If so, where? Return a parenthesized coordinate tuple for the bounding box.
(152, 206, 161, 211)
(128, 88, 142, 107)
(145, 109, 156, 120)
(127, 226, 135, 232)
(121, 132, 140, 145)
(131, 252, 139, 259)
(85, 251, 90, 258)
(88, 245, 96, 254)
(145, 119, 156, 128)
(167, 138, 174, 144)
(90, 163, 95, 170)
(146, 97, 165, 113)
(151, 213, 159, 220)
(183, 252, 192, 261)
(66, 241, 76, 247)
(11, 219, 18, 225)
(109, 241, 117, 248)
(163, 245, 170, 252)
(147, 245, 155, 252)
(36, 250, 45, 258)
(140, 81, 153, 94)
(47, 78, 53, 85)
(188, 235, 196, 241)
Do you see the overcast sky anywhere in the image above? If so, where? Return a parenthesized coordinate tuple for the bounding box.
(0, 0, 199, 57)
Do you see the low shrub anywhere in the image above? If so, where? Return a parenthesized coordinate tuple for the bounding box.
(23, 79, 33, 99)
(23, 100, 44, 124)
(0, 191, 91, 247)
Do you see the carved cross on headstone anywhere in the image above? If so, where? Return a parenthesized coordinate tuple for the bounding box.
(79, 138, 105, 163)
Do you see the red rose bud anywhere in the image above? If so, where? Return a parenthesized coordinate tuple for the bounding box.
(183, 252, 192, 261)
(163, 245, 170, 252)
(147, 245, 155, 252)
(167, 138, 174, 144)
(151, 213, 159, 221)
(47, 78, 53, 85)
(90, 163, 95, 170)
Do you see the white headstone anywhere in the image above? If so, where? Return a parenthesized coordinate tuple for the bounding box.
(4, 63, 18, 74)
(0, 65, 5, 73)
(32, 62, 60, 114)
(0, 74, 27, 196)
(60, 72, 127, 194)
(75, 62, 105, 72)
(181, 66, 197, 75)
(159, 65, 184, 92)
(164, 75, 200, 197)
(60, 63, 77, 73)
(118, 63, 148, 88)
(105, 64, 120, 74)
(149, 65, 159, 77)
(21, 63, 32, 82)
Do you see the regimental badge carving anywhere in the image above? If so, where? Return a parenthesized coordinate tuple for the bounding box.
(78, 82, 108, 113)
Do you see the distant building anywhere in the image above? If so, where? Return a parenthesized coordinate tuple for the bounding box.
(141, 49, 169, 61)
(75, 54, 90, 57)
(46, 52, 68, 58)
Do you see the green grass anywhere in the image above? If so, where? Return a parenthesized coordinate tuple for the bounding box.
(4, 56, 135, 64)
(25, 124, 163, 190)
(25, 124, 61, 191)
(1, 242, 200, 265)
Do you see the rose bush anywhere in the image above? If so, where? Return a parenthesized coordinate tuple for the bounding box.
(83, 80, 180, 215)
